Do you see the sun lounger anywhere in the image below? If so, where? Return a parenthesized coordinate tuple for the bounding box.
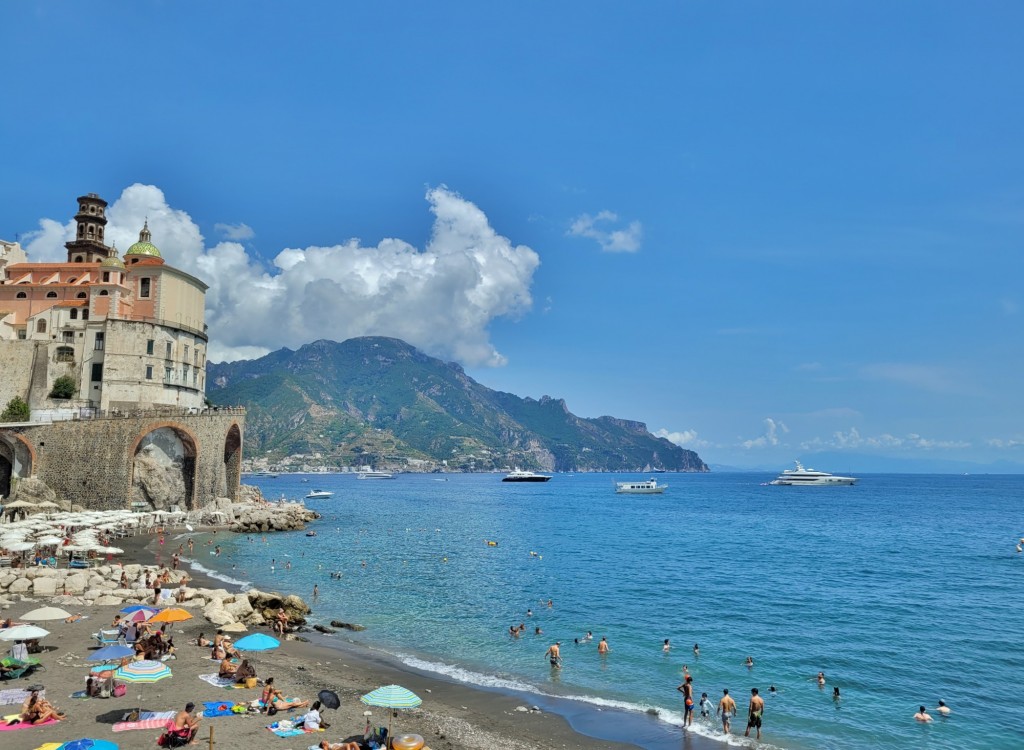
(92, 629, 123, 646)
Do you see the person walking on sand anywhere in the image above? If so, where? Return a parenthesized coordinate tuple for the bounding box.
(718, 688, 737, 734)
(598, 636, 610, 655)
(544, 641, 562, 669)
(677, 674, 694, 726)
(914, 705, 932, 722)
(745, 687, 764, 740)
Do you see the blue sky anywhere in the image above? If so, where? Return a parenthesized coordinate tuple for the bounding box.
(3, 2, 1023, 469)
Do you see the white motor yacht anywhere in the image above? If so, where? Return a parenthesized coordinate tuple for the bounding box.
(501, 468, 552, 483)
(614, 478, 667, 494)
(304, 489, 334, 499)
(356, 466, 394, 479)
(769, 461, 857, 486)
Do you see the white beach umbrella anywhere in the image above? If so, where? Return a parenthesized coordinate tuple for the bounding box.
(6, 542, 35, 552)
(0, 624, 50, 641)
(20, 606, 73, 621)
(35, 536, 65, 546)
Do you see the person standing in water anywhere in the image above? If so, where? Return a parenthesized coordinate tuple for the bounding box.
(677, 675, 694, 727)
(663, 638, 671, 653)
(597, 636, 610, 655)
(544, 641, 562, 669)
(745, 687, 764, 740)
(914, 706, 933, 722)
(718, 689, 737, 733)
(693, 643, 700, 658)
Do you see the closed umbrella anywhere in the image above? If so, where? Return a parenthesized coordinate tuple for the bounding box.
(232, 633, 279, 652)
(148, 608, 192, 624)
(20, 606, 73, 621)
(0, 624, 50, 641)
(360, 684, 422, 740)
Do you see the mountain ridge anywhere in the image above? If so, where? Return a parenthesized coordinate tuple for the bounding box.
(207, 337, 708, 473)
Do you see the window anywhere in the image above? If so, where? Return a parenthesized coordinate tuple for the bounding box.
(140, 278, 151, 298)
(36, 319, 47, 333)
(75, 255, 84, 262)
(164, 366, 172, 382)
(62, 331, 74, 343)
(82, 309, 89, 320)
(102, 272, 110, 282)
(193, 349, 198, 365)
(16, 291, 26, 299)
(184, 345, 189, 359)
(145, 365, 153, 380)
(17, 329, 26, 340)
(70, 309, 78, 320)
(46, 291, 57, 299)
(192, 370, 198, 386)
(166, 342, 172, 358)
(76, 292, 86, 299)
(94, 332, 104, 351)
(184, 364, 190, 379)
(146, 339, 154, 355)
(56, 346, 74, 362)
(69, 278, 77, 283)
(91, 363, 103, 381)
(99, 290, 108, 296)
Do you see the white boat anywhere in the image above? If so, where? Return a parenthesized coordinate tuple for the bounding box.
(615, 478, 667, 494)
(356, 466, 393, 479)
(304, 489, 334, 499)
(501, 468, 552, 483)
(769, 461, 857, 486)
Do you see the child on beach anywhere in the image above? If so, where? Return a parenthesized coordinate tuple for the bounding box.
(699, 693, 713, 718)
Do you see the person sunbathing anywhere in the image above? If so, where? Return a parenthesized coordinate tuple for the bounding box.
(19, 691, 65, 724)
(197, 632, 212, 647)
(218, 657, 238, 678)
(261, 677, 308, 711)
(234, 659, 256, 684)
(319, 741, 361, 750)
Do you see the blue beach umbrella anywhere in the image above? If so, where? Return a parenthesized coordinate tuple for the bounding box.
(87, 644, 134, 662)
(232, 633, 280, 652)
(58, 740, 119, 750)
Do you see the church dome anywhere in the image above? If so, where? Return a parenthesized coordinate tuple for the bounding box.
(100, 255, 126, 269)
(126, 220, 162, 258)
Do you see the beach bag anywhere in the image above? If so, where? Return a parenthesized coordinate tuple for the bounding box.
(113, 683, 127, 697)
(244, 677, 258, 689)
(99, 685, 111, 699)
(267, 704, 278, 716)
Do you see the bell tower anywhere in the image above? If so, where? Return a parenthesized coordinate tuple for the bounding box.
(65, 193, 114, 263)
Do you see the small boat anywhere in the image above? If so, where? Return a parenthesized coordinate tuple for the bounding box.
(305, 531, 317, 537)
(305, 490, 334, 499)
(614, 478, 667, 494)
(502, 468, 552, 483)
(769, 461, 857, 486)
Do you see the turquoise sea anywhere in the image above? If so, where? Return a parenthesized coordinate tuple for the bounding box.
(190, 472, 1024, 750)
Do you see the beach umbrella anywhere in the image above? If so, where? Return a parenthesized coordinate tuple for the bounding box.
(232, 633, 279, 652)
(58, 739, 119, 750)
(0, 624, 50, 641)
(120, 605, 158, 615)
(6, 541, 35, 552)
(2, 500, 36, 510)
(360, 684, 422, 739)
(317, 688, 340, 710)
(123, 609, 153, 624)
(148, 608, 192, 624)
(114, 660, 172, 714)
(35, 501, 61, 510)
(20, 606, 73, 621)
(87, 644, 134, 662)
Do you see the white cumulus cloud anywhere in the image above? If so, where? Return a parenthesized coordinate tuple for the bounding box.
(655, 428, 708, 448)
(740, 418, 789, 449)
(567, 210, 643, 253)
(801, 428, 970, 451)
(19, 184, 540, 366)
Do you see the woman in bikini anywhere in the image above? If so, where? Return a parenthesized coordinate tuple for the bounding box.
(261, 677, 309, 711)
(19, 691, 65, 725)
(234, 659, 256, 684)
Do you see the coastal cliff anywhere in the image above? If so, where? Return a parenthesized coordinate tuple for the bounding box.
(208, 336, 709, 473)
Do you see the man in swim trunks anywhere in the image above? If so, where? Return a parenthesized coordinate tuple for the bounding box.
(544, 641, 562, 669)
(597, 636, 610, 655)
(745, 687, 764, 740)
(718, 688, 736, 734)
(677, 675, 694, 726)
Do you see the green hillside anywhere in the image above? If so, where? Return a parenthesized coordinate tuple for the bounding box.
(207, 337, 708, 473)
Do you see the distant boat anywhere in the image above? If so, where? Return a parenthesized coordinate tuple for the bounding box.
(769, 461, 857, 486)
(502, 468, 552, 483)
(356, 466, 394, 479)
(615, 478, 667, 494)
(305, 490, 334, 499)
(251, 471, 279, 478)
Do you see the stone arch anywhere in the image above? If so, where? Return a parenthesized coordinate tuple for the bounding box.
(223, 423, 242, 502)
(0, 432, 35, 500)
(129, 422, 199, 511)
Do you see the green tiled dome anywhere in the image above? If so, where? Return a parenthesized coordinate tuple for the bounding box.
(100, 255, 126, 269)
(125, 220, 162, 257)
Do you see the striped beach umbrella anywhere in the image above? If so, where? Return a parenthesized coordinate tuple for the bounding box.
(360, 684, 422, 740)
(120, 605, 157, 614)
(114, 660, 171, 683)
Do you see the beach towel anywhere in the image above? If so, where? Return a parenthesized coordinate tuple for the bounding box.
(113, 717, 174, 732)
(266, 722, 309, 738)
(198, 673, 236, 688)
(0, 716, 60, 730)
(202, 701, 237, 718)
(0, 688, 44, 706)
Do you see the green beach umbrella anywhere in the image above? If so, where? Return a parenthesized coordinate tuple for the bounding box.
(360, 684, 422, 740)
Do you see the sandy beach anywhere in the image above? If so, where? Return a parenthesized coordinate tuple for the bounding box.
(0, 529, 689, 750)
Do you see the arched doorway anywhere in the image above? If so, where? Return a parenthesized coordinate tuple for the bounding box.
(0, 432, 34, 500)
(223, 424, 242, 502)
(130, 425, 197, 510)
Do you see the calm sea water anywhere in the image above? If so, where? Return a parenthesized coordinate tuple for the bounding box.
(193, 472, 1024, 750)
